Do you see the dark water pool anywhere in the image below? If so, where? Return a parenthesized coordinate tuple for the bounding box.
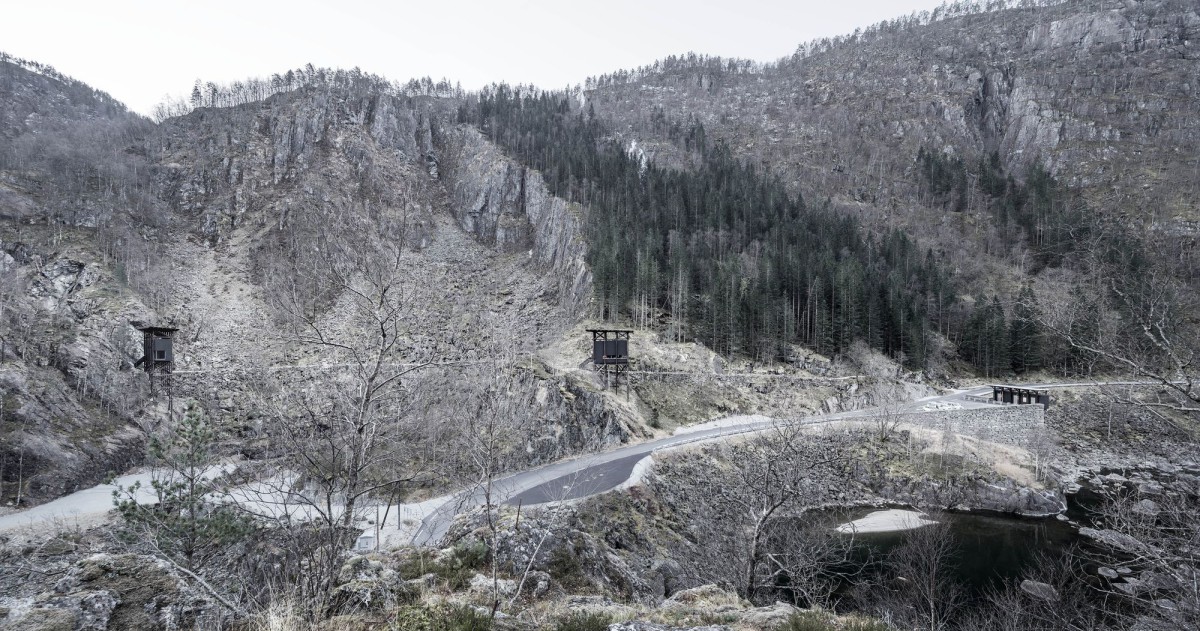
(803, 507, 1081, 601)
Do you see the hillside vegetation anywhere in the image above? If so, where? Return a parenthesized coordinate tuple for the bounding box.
(0, 1, 1198, 629)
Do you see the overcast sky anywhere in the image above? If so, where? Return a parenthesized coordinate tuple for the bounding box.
(1, 0, 949, 116)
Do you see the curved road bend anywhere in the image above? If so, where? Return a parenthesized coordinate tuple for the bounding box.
(0, 381, 1134, 541)
(411, 385, 1009, 546)
(417, 380, 1160, 545)
(0, 464, 235, 533)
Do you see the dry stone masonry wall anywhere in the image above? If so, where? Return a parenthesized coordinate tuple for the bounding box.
(893, 405, 1045, 447)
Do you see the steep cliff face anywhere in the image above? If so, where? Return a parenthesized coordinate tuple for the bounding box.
(1008, 2, 1199, 217)
(0, 230, 154, 505)
(586, 0, 1199, 225)
(138, 90, 619, 473)
(0, 364, 144, 503)
(145, 88, 595, 371)
(432, 126, 532, 251)
(154, 88, 445, 244)
(435, 124, 592, 316)
(526, 370, 645, 464)
(0, 66, 615, 506)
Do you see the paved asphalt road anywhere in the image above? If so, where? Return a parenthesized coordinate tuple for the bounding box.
(410, 384, 1013, 546)
(0, 464, 233, 533)
(0, 380, 1136, 542)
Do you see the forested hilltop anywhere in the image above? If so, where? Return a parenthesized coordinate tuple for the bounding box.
(0, 1, 1199, 630)
(459, 89, 953, 367)
(3, 0, 1195, 381)
(579, 0, 1198, 373)
(454, 84, 1154, 376)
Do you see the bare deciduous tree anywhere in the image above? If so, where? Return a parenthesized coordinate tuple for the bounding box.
(697, 424, 854, 602)
(964, 551, 1109, 631)
(1081, 483, 1200, 630)
(235, 232, 436, 616)
(1033, 263, 1200, 434)
(761, 515, 861, 608)
(865, 518, 963, 631)
(451, 358, 524, 619)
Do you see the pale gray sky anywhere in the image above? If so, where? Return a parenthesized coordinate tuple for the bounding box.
(1, 0, 950, 115)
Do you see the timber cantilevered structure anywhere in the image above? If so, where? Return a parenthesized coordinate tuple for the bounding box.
(990, 384, 1051, 409)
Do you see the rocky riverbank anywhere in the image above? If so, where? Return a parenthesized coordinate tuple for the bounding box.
(430, 422, 1066, 607)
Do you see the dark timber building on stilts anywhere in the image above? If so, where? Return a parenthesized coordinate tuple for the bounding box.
(588, 329, 631, 389)
(990, 384, 1051, 409)
(133, 324, 178, 395)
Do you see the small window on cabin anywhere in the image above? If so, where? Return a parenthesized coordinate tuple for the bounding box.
(156, 350, 166, 360)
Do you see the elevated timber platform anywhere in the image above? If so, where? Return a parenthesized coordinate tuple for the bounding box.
(990, 384, 1050, 409)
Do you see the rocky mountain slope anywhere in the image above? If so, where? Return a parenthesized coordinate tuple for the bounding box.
(0, 0, 1194, 511)
(1, 41, 933, 508)
(0, 62, 623, 508)
(1, 2, 1200, 629)
(585, 0, 1199, 257)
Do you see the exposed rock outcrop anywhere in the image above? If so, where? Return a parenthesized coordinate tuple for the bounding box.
(587, 0, 1200, 231)
(0, 239, 150, 506)
(1, 553, 217, 630)
(156, 89, 444, 242)
(435, 124, 593, 316)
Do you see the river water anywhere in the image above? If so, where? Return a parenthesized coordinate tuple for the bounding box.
(799, 506, 1082, 607)
(841, 508, 1078, 596)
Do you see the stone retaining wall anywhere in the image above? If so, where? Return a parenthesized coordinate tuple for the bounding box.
(889, 405, 1045, 446)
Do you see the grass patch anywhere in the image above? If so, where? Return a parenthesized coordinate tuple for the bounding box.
(546, 545, 589, 592)
(696, 611, 740, 624)
(779, 611, 889, 631)
(389, 604, 493, 631)
(554, 611, 611, 631)
(780, 611, 837, 631)
(396, 542, 489, 591)
(515, 357, 554, 380)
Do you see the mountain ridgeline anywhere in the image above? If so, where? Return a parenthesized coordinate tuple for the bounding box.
(0, 0, 1196, 506)
(577, 0, 1198, 374)
(3, 1, 1190, 381)
(3, 2, 1200, 628)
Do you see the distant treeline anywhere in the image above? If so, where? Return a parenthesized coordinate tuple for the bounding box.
(584, 1, 1083, 91)
(153, 65, 465, 122)
(0, 51, 131, 117)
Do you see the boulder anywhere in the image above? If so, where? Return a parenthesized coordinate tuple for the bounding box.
(75, 590, 120, 630)
(1115, 578, 1143, 596)
(661, 584, 745, 611)
(646, 559, 683, 597)
(1020, 579, 1060, 602)
(7, 608, 76, 631)
(467, 572, 517, 598)
(738, 602, 802, 627)
(4, 554, 211, 630)
(1079, 528, 1150, 555)
(1138, 571, 1176, 591)
(1137, 482, 1163, 496)
(522, 570, 554, 599)
(1132, 499, 1160, 516)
